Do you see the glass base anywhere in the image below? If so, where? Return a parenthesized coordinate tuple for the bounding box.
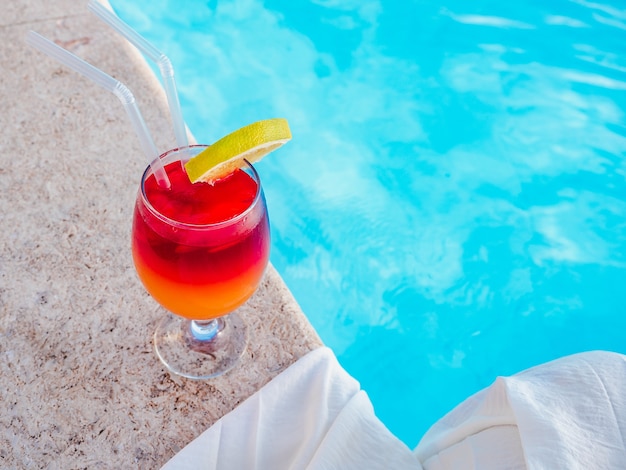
(154, 312, 247, 379)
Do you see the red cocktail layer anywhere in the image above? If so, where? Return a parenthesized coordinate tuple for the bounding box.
(132, 161, 270, 320)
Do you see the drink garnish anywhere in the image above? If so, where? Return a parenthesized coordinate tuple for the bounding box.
(184, 118, 292, 184)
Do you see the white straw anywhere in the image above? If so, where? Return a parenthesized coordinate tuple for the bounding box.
(88, 0, 189, 155)
(25, 30, 171, 189)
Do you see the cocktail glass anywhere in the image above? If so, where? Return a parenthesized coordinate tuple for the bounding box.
(132, 145, 270, 379)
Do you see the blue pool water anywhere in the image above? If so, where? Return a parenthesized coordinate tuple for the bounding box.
(110, 0, 626, 447)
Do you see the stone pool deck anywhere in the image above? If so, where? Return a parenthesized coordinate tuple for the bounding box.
(0, 1, 322, 467)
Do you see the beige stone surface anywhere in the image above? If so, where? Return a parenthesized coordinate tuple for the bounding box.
(0, 2, 322, 468)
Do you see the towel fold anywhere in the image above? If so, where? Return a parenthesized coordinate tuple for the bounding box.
(161, 347, 420, 470)
(415, 350, 626, 469)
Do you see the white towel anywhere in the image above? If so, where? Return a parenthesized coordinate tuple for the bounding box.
(161, 347, 421, 470)
(415, 350, 626, 469)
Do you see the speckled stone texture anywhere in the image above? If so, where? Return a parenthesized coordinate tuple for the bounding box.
(0, 2, 322, 468)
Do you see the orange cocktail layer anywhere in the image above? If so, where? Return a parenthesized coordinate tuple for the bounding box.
(132, 161, 270, 320)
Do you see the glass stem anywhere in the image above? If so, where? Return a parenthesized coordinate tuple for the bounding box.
(190, 319, 224, 341)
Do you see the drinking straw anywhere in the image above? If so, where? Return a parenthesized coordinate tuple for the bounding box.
(88, 0, 189, 156)
(25, 31, 171, 189)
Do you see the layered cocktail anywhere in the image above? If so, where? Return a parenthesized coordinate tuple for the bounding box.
(26, 11, 290, 380)
(132, 145, 270, 378)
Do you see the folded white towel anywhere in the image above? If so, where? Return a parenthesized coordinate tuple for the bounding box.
(415, 350, 626, 469)
(161, 347, 421, 470)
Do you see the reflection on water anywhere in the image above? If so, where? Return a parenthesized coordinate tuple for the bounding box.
(111, 0, 626, 447)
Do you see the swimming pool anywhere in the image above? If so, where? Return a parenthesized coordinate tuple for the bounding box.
(109, 0, 626, 447)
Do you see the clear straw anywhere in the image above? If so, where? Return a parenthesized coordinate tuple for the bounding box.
(25, 30, 171, 189)
(88, 0, 189, 156)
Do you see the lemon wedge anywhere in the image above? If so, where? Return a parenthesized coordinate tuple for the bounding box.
(184, 118, 292, 184)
